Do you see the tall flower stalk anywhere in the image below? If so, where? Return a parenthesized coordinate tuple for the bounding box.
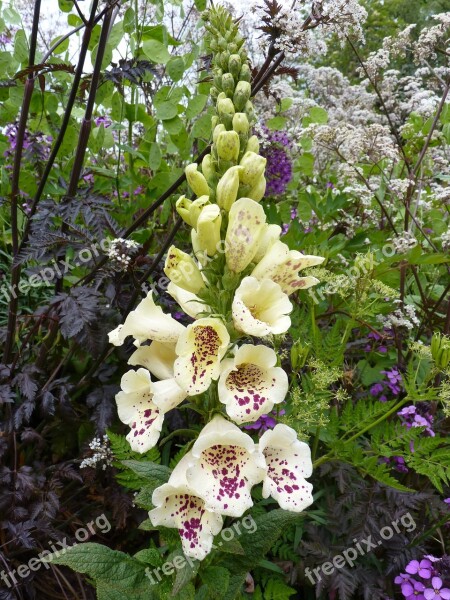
(109, 5, 324, 561)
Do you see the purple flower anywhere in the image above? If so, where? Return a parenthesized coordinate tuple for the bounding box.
(244, 409, 285, 433)
(402, 580, 426, 600)
(260, 126, 293, 197)
(444, 499, 450, 505)
(406, 559, 432, 579)
(424, 577, 450, 599)
(95, 115, 112, 127)
(370, 383, 384, 396)
(399, 406, 416, 417)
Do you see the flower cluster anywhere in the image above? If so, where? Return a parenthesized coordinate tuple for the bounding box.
(260, 127, 293, 197)
(107, 238, 140, 270)
(108, 6, 324, 561)
(398, 404, 435, 437)
(370, 366, 403, 401)
(80, 435, 113, 470)
(395, 556, 450, 600)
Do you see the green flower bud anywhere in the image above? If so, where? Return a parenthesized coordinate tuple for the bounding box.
(189, 196, 210, 229)
(247, 175, 266, 202)
(228, 54, 241, 79)
(213, 69, 223, 89)
(164, 245, 205, 294)
(216, 165, 243, 211)
(213, 123, 226, 144)
(217, 97, 235, 121)
(220, 50, 230, 71)
(244, 100, 255, 123)
(217, 130, 240, 161)
(185, 163, 210, 197)
(211, 116, 219, 130)
(175, 195, 193, 227)
(221, 73, 235, 97)
(246, 135, 260, 154)
(239, 151, 267, 186)
(201, 154, 215, 182)
(196, 204, 222, 256)
(232, 112, 250, 135)
(210, 86, 219, 100)
(239, 64, 251, 82)
(233, 81, 251, 111)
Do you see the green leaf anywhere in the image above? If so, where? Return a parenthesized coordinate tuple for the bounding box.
(142, 39, 171, 64)
(190, 113, 212, 140)
(4, 7, 22, 25)
(123, 7, 136, 33)
(266, 116, 287, 130)
(194, 0, 207, 10)
(149, 143, 162, 170)
(185, 95, 208, 119)
(200, 566, 230, 599)
(121, 459, 171, 487)
(13, 30, 28, 64)
(58, 0, 73, 12)
(164, 116, 184, 135)
(155, 101, 178, 121)
(296, 153, 314, 177)
(309, 106, 328, 124)
(167, 56, 185, 82)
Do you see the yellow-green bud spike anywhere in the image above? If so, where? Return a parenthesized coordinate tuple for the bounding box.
(185, 163, 210, 197)
(233, 81, 251, 111)
(232, 112, 250, 135)
(228, 54, 241, 79)
(189, 196, 210, 229)
(239, 151, 267, 186)
(175, 195, 193, 227)
(164, 245, 205, 294)
(216, 130, 240, 162)
(216, 166, 243, 211)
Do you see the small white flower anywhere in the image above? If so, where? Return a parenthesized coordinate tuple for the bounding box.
(259, 424, 313, 512)
(108, 292, 185, 347)
(218, 344, 288, 424)
(232, 277, 292, 337)
(115, 368, 185, 453)
(174, 318, 230, 395)
(185, 415, 266, 517)
(149, 454, 223, 560)
(252, 241, 324, 295)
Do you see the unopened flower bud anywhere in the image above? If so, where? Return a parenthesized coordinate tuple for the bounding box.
(176, 195, 193, 226)
(201, 154, 215, 182)
(217, 97, 235, 125)
(210, 86, 219, 100)
(211, 116, 219, 130)
(244, 100, 255, 123)
(239, 151, 267, 186)
(189, 196, 210, 229)
(216, 166, 243, 211)
(213, 69, 223, 89)
(228, 54, 241, 79)
(233, 81, 251, 111)
(247, 175, 266, 202)
(213, 123, 226, 144)
(220, 50, 230, 71)
(221, 73, 235, 97)
(164, 246, 205, 294)
(232, 112, 249, 135)
(217, 130, 240, 161)
(196, 204, 222, 257)
(185, 163, 210, 197)
(246, 135, 260, 154)
(239, 64, 251, 83)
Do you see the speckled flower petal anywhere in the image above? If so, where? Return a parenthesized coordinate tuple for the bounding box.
(174, 318, 230, 395)
(108, 292, 185, 347)
(218, 344, 288, 424)
(259, 424, 313, 512)
(252, 241, 324, 295)
(232, 277, 292, 337)
(115, 368, 164, 453)
(186, 416, 266, 517)
(225, 198, 266, 273)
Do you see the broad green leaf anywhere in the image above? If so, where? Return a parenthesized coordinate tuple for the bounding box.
(309, 106, 328, 124)
(190, 113, 212, 140)
(163, 115, 184, 134)
(167, 56, 185, 82)
(121, 459, 171, 487)
(200, 566, 230, 599)
(142, 39, 171, 64)
(58, 0, 73, 12)
(124, 7, 136, 34)
(50, 35, 70, 55)
(185, 95, 208, 119)
(13, 29, 28, 64)
(4, 7, 22, 25)
(155, 101, 178, 121)
(266, 116, 287, 130)
(149, 143, 162, 170)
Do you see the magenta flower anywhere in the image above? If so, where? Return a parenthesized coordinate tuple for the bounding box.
(424, 577, 450, 600)
(406, 559, 432, 579)
(402, 580, 426, 600)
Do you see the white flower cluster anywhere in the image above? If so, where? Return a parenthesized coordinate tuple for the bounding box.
(414, 12, 450, 64)
(80, 435, 113, 470)
(107, 238, 140, 270)
(377, 303, 420, 330)
(390, 232, 418, 254)
(361, 25, 416, 80)
(313, 0, 368, 45)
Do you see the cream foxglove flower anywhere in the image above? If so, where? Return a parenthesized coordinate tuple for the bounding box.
(174, 318, 230, 395)
(164, 245, 205, 294)
(253, 224, 282, 263)
(232, 277, 292, 337)
(195, 204, 222, 257)
(252, 241, 324, 295)
(108, 292, 185, 347)
(185, 415, 266, 517)
(259, 424, 313, 512)
(167, 281, 210, 319)
(128, 340, 177, 380)
(115, 368, 185, 453)
(149, 454, 223, 560)
(218, 344, 288, 424)
(225, 198, 266, 273)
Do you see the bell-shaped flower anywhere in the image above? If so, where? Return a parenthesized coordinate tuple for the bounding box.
(253, 224, 282, 263)
(232, 277, 292, 337)
(174, 318, 230, 395)
(218, 344, 288, 424)
(116, 368, 185, 453)
(164, 245, 205, 294)
(167, 282, 210, 320)
(252, 241, 324, 295)
(259, 424, 313, 512)
(149, 454, 223, 560)
(225, 198, 266, 273)
(195, 204, 222, 257)
(185, 163, 210, 197)
(108, 292, 185, 347)
(185, 415, 266, 517)
(129, 340, 177, 380)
